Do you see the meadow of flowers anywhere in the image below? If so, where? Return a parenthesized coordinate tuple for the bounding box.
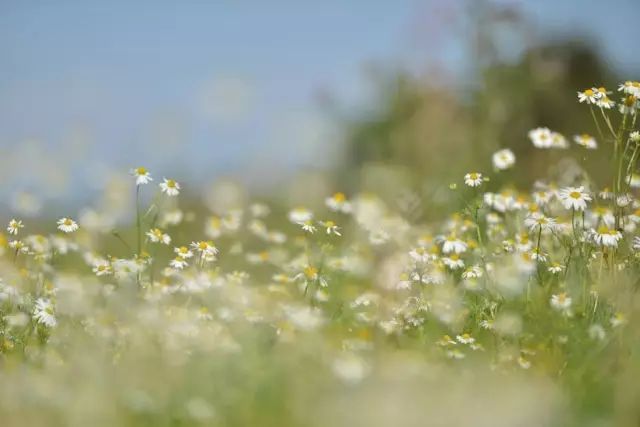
(1, 82, 640, 427)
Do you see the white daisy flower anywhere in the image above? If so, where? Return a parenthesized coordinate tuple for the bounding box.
(610, 312, 627, 328)
(160, 178, 181, 196)
(441, 234, 467, 254)
(550, 132, 569, 149)
(592, 86, 610, 98)
(288, 207, 313, 224)
(442, 254, 465, 270)
(9, 240, 29, 254)
(590, 226, 623, 248)
(456, 333, 475, 344)
(92, 259, 112, 276)
(596, 95, 615, 109)
(492, 148, 515, 170)
(573, 134, 597, 149)
(190, 241, 219, 258)
(462, 265, 483, 279)
(170, 257, 189, 270)
(298, 220, 317, 234)
(528, 127, 553, 148)
(33, 298, 57, 327)
(318, 220, 341, 236)
(131, 166, 153, 185)
(577, 88, 598, 104)
(464, 172, 483, 187)
(325, 192, 352, 213)
(619, 95, 639, 115)
(409, 247, 432, 263)
(57, 217, 79, 233)
(558, 186, 592, 211)
(174, 246, 194, 259)
(633, 236, 640, 251)
(524, 212, 556, 233)
(618, 81, 640, 97)
(7, 219, 24, 235)
(547, 262, 564, 274)
(146, 228, 171, 245)
(550, 292, 572, 312)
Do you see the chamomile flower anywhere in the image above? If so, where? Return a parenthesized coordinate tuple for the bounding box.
(633, 236, 640, 251)
(462, 265, 483, 279)
(169, 257, 189, 270)
(456, 333, 475, 344)
(92, 259, 112, 276)
(573, 134, 598, 149)
(590, 226, 623, 248)
(190, 241, 219, 258)
(442, 254, 465, 270)
(492, 148, 515, 170)
(592, 86, 610, 98)
(441, 234, 467, 254)
(618, 81, 640, 97)
(298, 220, 317, 234)
(9, 240, 29, 254)
(33, 298, 57, 327)
(174, 246, 194, 259)
(548, 262, 564, 274)
(57, 217, 79, 233)
(558, 186, 591, 211)
(619, 95, 639, 115)
(577, 88, 598, 104)
(318, 220, 341, 236)
(160, 178, 181, 196)
(524, 212, 556, 233)
(550, 292, 572, 312)
(409, 247, 432, 263)
(146, 228, 171, 245)
(288, 207, 313, 224)
(528, 127, 553, 148)
(596, 95, 615, 109)
(610, 312, 627, 328)
(464, 172, 483, 187)
(131, 166, 153, 185)
(7, 219, 23, 235)
(550, 132, 569, 149)
(325, 192, 352, 213)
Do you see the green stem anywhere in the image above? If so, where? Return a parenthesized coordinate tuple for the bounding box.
(136, 185, 142, 255)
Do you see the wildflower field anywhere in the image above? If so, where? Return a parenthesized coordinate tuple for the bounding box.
(2, 82, 640, 427)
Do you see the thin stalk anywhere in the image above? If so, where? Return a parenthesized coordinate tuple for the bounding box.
(136, 185, 142, 256)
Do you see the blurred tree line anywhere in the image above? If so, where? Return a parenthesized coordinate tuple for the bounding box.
(329, 1, 626, 219)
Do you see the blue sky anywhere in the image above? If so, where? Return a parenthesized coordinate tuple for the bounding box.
(0, 0, 638, 202)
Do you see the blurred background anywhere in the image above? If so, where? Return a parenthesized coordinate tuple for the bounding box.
(1, 0, 639, 217)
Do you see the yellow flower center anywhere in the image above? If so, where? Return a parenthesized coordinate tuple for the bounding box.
(333, 192, 346, 202)
(625, 96, 637, 107)
(569, 191, 581, 199)
(304, 266, 318, 279)
(136, 167, 147, 175)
